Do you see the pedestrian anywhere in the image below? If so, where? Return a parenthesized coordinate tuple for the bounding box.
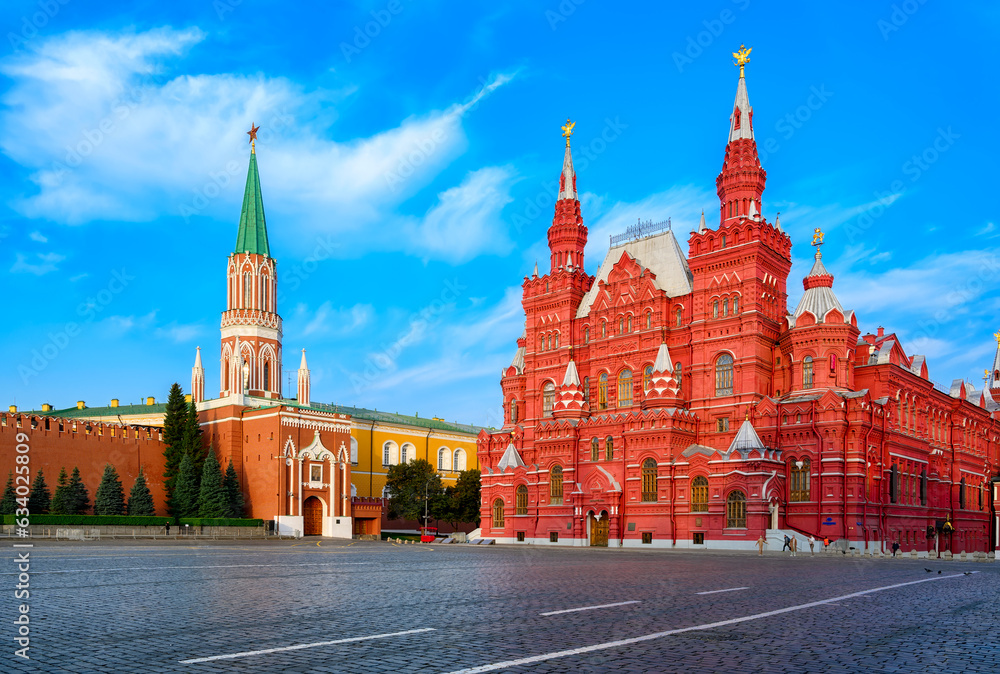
(808, 535, 815, 556)
(823, 536, 830, 551)
(892, 541, 900, 557)
(782, 534, 791, 551)
(756, 534, 766, 556)
(790, 537, 797, 557)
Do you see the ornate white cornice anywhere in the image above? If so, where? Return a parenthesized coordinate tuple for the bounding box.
(281, 415, 351, 433)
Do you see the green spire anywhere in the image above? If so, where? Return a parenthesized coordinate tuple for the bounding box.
(234, 151, 270, 256)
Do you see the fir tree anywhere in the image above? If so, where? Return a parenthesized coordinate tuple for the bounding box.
(0, 472, 16, 515)
(182, 400, 206, 476)
(162, 383, 188, 511)
(66, 467, 90, 515)
(126, 469, 155, 516)
(27, 469, 51, 514)
(196, 450, 228, 518)
(93, 464, 125, 516)
(172, 454, 200, 519)
(223, 460, 245, 519)
(50, 467, 70, 515)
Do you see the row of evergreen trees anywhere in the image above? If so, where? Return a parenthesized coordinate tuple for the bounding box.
(0, 466, 155, 516)
(162, 383, 244, 518)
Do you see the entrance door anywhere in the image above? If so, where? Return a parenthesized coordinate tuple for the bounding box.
(590, 512, 609, 547)
(303, 496, 323, 536)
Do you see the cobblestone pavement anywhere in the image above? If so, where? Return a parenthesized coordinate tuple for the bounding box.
(2, 539, 997, 673)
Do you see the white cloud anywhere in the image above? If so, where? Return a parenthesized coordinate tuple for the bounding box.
(0, 27, 517, 261)
(10, 251, 64, 275)
(154, 322, 203, 343)
(28, 231, 47, 243)
(301, 302, 373, 336)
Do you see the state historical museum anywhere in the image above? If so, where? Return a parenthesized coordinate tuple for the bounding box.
(477, 51, 998, 554)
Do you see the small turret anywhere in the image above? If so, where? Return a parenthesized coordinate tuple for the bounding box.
(297, 349, 311, 407)
(191, 346, 205, 403)
(553, 357, 588, 418)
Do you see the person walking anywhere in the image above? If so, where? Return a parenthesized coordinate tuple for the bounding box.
(808, 535, 815, 556)
(756, 534, 766, 556)
(892, 541, 900, 557)
(823, 536, 830, 551)
(782, 534, 791, 551)
(790, 537, 798, 557)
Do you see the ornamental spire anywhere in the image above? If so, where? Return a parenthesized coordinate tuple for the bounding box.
(247, 122, 259, 154)
(557, 119, 577, 201)
(548, 119, 587, 273)
(235, 129, 270, 256)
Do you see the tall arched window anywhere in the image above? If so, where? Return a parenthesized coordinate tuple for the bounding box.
(554, 333, 559, 348)
(601, 320, 607, 338)
(515, 485, 528, 515)
(723, 298, 729, 317)
(350, 437, 359, 465)
(790, 458, 811, 501)
(721, 234, 727, 248)
(591, 437, 599, 462)
(618, 317, 624, 334)
(453, 449, 466, 471)
(400, 443, 412, 463)
(583, 376, 589, 405)
(541, 335, 546, 351)
(643, 366, 654, 392)
(618, 369, 633, 407)
(261, 274, 269, 312)
(733, 295, 739, 314)
(674, 362, 682, 389)
(263, 361, 270, 391)
(641, 459, 657, 502)
(715, 354, 734, 396)
(626, 315, 632, 332)
(675, 307, 682, 327)
(598, 373, 608, 410)
(509, 399, 518, 424)
(438, 447, 448, 470)
(713, 300, 719, 318)
(382, 441, 393, 466)
(802, 356, 814, 388)
(542, 382, 555, 417)
(492, 498, 505, 528)
(691, 476, 709, 512)
(646, 311, 653, 329)
(584, 326, 589, 343)
(550, 465, 563, 505)
(726, 490, 747, 528)
(605, 435, 614, 461)
(243, 272, 252, 308)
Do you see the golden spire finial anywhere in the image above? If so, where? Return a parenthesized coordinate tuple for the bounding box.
(984, 369, 990, 385)
(247, 122, 260, 154)
(732, 45, 752, 78)
(812, 227, 824, 246)
(994, 330, 1000, 346)
(561, 118, 575, 147)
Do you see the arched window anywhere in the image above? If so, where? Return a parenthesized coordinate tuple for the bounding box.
(453, 449, 466, 471)
(515, 485, 528, 515)
(584, 326, 589, 343)
(726, 490, 747, 528)
(618, 317, 624, 334)
(550, 465, 563, 505)
(350, 437, 359, 465)
(438, 447, 448, 470)
(790, 458, 811, 502)
(554, 333, 559, 348)
(675, 307, 682, 327)
(715, 354, 734, 396)
(641, 459, 657, 502)
(721, 234, 727, 249)
(262, 361, 270, 391)
(646, 311, 652, 329)
(674, 362, 682, 389)
(509, 399, 519, 424)
(601, 320, 607, 338)
(400, 443, 413, 463)
(261, 274, 269, 312)
(733, 296, 739, 314)
(626, 315, 632, 332)
(492, 498, 505, 528)
(542, 382, 556, 417)
(803, 356, 814, 389)
(382, 441, 394, 466)
(605, 435, 614, 461)
(591, 437, 600, 462)
(713, 300, 719, 318)
(643, 366, 654, 392)
(691, 476, 709, 512)
(618, 369, 633, 407)
(541, 335, 546, 351)
(583, 376, 589, 405)
(959, 476, 966, 509)
(243, 272, 252, 307)
(598, 373, 608, 410)
(723, 298, 729, 317)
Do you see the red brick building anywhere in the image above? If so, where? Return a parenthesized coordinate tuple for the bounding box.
(478, 55, 999, 555)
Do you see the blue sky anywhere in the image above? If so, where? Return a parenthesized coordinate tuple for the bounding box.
(2, 1, 998, 427)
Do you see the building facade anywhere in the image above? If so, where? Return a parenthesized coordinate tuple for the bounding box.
(477, 54, 999, 554)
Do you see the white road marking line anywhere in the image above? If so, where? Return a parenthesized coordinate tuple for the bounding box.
(540, 600, 641, 616)
(2, 561, 370, 575)
(445, 573, 970, 674)
(695, 586, 749, 595)
(180, 628, 436, 663)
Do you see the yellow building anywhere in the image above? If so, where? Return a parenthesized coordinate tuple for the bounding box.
(318, 405, 481, 498)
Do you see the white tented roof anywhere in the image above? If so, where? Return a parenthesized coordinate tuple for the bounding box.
(497, 442, 526, 471)
(728, 419, 765, 453)
(576, 229, 693, 318)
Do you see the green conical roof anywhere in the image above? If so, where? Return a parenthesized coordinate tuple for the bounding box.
(234, 151, 270, 256)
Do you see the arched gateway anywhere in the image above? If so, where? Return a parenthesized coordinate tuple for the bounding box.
(303, 496, 323, 536)
(590, 510, 609, 547)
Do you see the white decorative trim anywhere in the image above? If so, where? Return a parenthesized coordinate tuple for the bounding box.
(281, 416, 351, 433)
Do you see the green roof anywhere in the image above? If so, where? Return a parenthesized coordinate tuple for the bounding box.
(312, 403, 483, 435)
(27, 403, 167, 420)
(234, 151, 270, 256)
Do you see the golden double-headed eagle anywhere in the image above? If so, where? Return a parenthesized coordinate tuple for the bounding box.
(561, 118, 575, 146)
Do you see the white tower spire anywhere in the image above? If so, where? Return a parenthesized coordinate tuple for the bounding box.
(191, 346, 205, 403)
(297, 348, 311, 407)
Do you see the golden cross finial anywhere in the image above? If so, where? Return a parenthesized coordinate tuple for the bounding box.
(812, 228, 824, 246)
(247, 122, 260, 153)
(561, 118, 575, 147)
(733, 45, 752, 77)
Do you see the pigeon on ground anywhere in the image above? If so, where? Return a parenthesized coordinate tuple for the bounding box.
(963, 572, 973, 575)
(938, 570, 942, 574)
(924, 568, 932, 572)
